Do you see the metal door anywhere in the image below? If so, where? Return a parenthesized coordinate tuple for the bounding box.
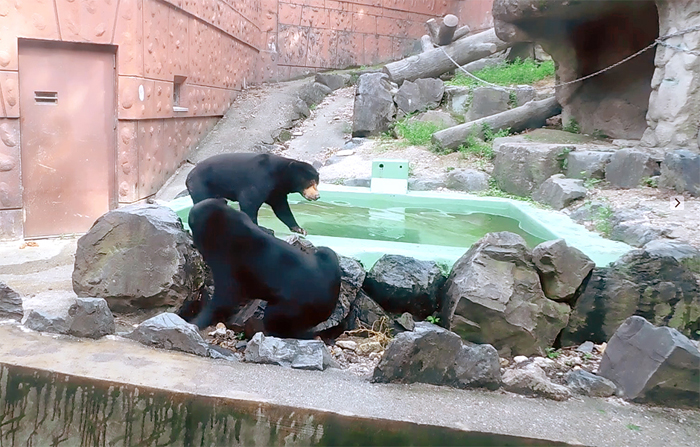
(19, 40, 116, 238)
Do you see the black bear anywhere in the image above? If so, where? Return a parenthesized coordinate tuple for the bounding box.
(186, 153, 320, 235)
(187, 198, 341, 338)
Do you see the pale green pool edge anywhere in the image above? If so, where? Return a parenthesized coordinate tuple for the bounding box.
(162, 184, 631, 269)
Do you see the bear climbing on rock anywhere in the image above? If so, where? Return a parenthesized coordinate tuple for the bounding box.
(186, 153, 320, 235)
(186, 198, 342, 339)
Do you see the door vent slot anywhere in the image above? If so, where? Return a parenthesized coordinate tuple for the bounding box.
(35, 91, 58, 104)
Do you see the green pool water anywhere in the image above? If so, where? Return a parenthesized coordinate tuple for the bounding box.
(166, 185, 630, 269)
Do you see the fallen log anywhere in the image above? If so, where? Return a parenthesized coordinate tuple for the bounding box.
(426, 18, 439, 42)
(431, 96, 561, 150)
(437, 14, 459, 45)
(383, 28, 510, 84)
(452, 24, 471, 42)
(420, 35, 435, 53)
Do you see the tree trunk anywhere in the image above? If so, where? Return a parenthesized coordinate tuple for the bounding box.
(383, 28, 510, 84)
(420, 35, 434, 53)
(452, 25, 471, 42)
(437, 14, 459, 45)
(426, 18, 439, 42)
(432, 96, 561, 150)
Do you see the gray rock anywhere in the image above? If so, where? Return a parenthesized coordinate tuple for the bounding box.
(343, 138, 366, 150)
(440, 232, 571, 357)
(660, 149, 700, 196)
(293, 98, 311, 119)
(67, 298, 115, 339)
(502, 362, 572, 401)
(576, 341, 595, 353)
(395, 78, 444, 115)
(532, 238, 595, 302)
(415, 110, 457, 128)
(643, 240, 700, 269)
(312, 255, 365, 333)
(561, 249, 700, 345)
(244, 332, 333, 371)
(610, 221, 663, 247)
(343, 178, 371, 188)
(566, 151, 613, 179)
(408, 178, 446, 191)
(443, 85, 472, 115)
(227, 299, 266, 338)
(298, 81, 332, 107)
(25, 308, 72, 334)
(598, 316, 700, 407)
(126, 313, 210, 357)
(492, 139, 569, 196)
(315, 72, 351, 91)
(445, 169, 490, 192)
(72, 204, 206, 312)
(565, 369, 617, 398)
(0, 281, 22, 321)
(568, 201, 608, 225)
(346, 290, 391, 331)
(372, 322, 501, 390)
(513, 85, 536, 107)
(394, 312, 415, 331)
(532, 174, 587, 210)
(461, 55, 505, 73)
(363, 255, 445, 320)
(466, 86, 510, 121)
(352, 73, 396, 137)
(605, 149, 659, 188)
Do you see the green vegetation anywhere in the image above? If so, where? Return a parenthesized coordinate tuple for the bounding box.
(641, 176, 658, 188)
(447, 58, 556, 88)
(563, 118, 581, 134)
(582, 352, 594, 361)
(456, 123, 511, 159)
(594, 204, 615, 237)
(545, 347, 560, 359)
(426, 316, 441, 324)
(477, 178, 541, 206)
(436, 261, 452, 276)
(584, 177, 603, 189)
(394, 118, 445, 146)
(626, 424, 641, 432)
(556, 147, 573, 171)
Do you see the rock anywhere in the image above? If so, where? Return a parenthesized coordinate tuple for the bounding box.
(363, 255, 445, 320)
(356, 341, 383, 355)
(531, 174, 587, 210)
(227, 299, 267, 338)
(312, 255, 366, 333)
(598, 316, 700, 407)
(605, 149, 659, 189)
(531, 238, 595, 303)
(610, 221, 663, 247)
(506, 42, 535, 62)
(660, 149, 700, 196)
(561, 249, 700, 345)
(502, 362, 572, 401)
(24, 308, 72, 334)
(415, 110, 457, 128)
(569, 201, 607, 225)
(443, 86, 472, 116)
(445, 169, 490, 192)
(394, 312, 415, 331)
(564, 369, 617, 398)
(513, 355, 529, 364)
(643, 240, 700, 271)
(293, 98, 311, 119)
(343, 178, 371, 188)
(352, 73, 397, 137)
(244, 332, 333, 371)
(440, 232, 571, 357)
(466, 86, 510, 121)
(285, 234, 317, 254)
(566, 151, 613, 179)
(395, 78, 444, 115)
(346, 290, 391, 331)
(126, 313, 210, 357)
(0, 281, 23, 321)
(513, 85, 536, 107)
(372, 322, 501, 390)
(72, 204, 206, 312)
(408, 178, 446, 191)
(67, 298, 115, 339)
(336, 340, 357, 351)
(299, 81, 332, 107)
(492, 138, 569, 196)
(576, 341, 595, 353)
(315, 72, 351, 91)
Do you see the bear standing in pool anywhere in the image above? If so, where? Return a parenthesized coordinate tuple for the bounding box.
(187, 198, 341, 337)
(186, 153, 319, 235)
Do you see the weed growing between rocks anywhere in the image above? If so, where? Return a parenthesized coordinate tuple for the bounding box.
(394, 118, 446, 146)
(563, 118, 581, 134)
(447, 58, 555, 87)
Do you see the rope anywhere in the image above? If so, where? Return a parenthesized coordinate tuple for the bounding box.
(439, 25, 700, 91)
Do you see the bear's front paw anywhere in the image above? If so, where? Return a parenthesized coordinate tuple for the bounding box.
(291, 226, 307, 236)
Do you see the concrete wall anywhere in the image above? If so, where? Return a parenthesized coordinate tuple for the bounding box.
(0, 0, 494, 240)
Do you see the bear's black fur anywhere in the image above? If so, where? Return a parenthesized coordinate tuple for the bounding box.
(186, 153, 319, 235)
(187, 198, 341, 338)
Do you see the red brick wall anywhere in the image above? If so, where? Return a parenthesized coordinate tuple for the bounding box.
(259, 0, 494, 81)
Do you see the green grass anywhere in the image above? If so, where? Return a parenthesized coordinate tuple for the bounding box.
(394, 118, 445, 146)
(456, 123, 511, 159)
(477, 178, 541, 205)
(447, 58, 555, 88)
(594, 204, 614, 237)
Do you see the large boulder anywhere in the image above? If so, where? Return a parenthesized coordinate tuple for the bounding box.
(605, 149, 659, 189)
(492, 138, 568, 196)
(440, 232, 571, 357)
(352, 73, 396, 137)
(531, 239, 595, 303)
(72, 204, 206, 312)
(0, 281, 23, 321)
(466, 86, 510, 121)
(660, 149, 700, 196)
(395, 78, 444, 116)
(346, 290, 391, 331)
(445, 169, 490, 192)
(598, 316, 700, 407)
(312, 255, 366, 333)
(372, 322, 501, 390)
(566, 151, 613, 179)
(531, 174, 586, 210)
(561, 248, 700, 345)
(363, 255, 445, 320)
